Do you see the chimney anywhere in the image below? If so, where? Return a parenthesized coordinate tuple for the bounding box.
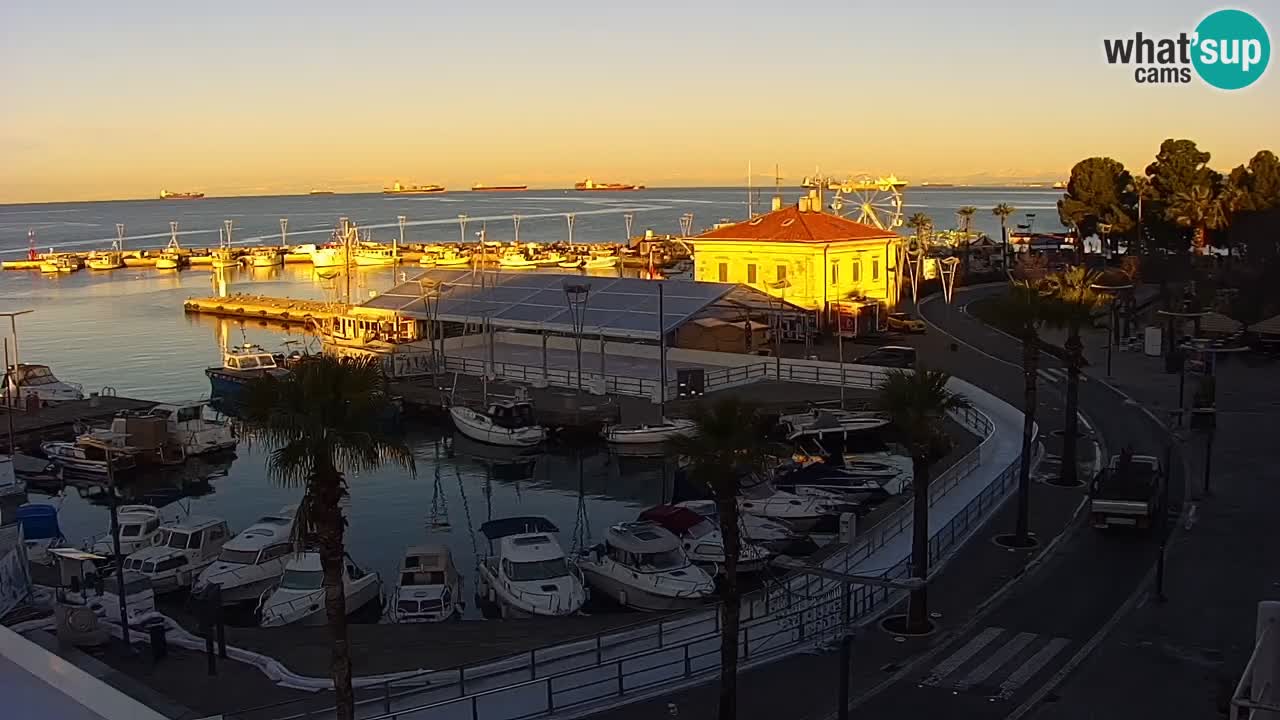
(809, 189, 822, 214)
(771, 195, 783, 211)
(798, 197, 811, 212)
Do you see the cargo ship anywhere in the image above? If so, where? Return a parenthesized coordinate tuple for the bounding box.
(471, 183, 529, 192)
(574, 178, 644, 191)
(383, 182, 446, 195)
(309, 189, 335, 195)
(159, 190, 205, 200)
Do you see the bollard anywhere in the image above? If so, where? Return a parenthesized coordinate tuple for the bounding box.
(148, 621, 168, 661)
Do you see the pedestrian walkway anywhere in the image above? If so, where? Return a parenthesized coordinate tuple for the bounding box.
(1035, 367, 1084, 385)
(919, 626, 1074, 698)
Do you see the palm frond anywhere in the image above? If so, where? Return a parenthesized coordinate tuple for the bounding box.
(875, 368, 970, 452)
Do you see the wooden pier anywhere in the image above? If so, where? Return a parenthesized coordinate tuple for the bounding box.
(1, 396, 158, 450)
(182, 294, 349, 325)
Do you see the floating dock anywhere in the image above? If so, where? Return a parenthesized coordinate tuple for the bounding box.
(183, 294, 349, 324)
(1, 396, 158, 449)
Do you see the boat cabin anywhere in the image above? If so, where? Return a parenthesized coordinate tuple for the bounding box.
(400, 545, 459, 589)
(221, 345, 279, 372)
(3, 363, 84, 403)
(598, 522, 690, 572)
(487, 400, 537, 429)
(123, 517, 231, 591)
(90, 505, 165, 556)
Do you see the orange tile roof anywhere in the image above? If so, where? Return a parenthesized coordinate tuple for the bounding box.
(691, 205, 898, 243)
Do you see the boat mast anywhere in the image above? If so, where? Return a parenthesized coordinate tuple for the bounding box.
(342, 218, 352, 306)
(657, 282, 666, 418)
(566, 213, 575, 252)
(280, 218, 288, 248)
(115, 223, 126, 253)
(747, 160, 753, 219)
(169, 221, 179, 250)
(223, 219, 234, 250)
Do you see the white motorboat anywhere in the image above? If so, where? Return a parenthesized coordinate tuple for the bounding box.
(435, 251, 471, 267)
(737, 480, 840, 533)
(576, 522, 716, 612)
(449, 400, 546, 447)
(122, 517, 232, 594)
(16, 503, 65, 564)
(192, 506, 296, 605)
(391, 544, 463, 623)
(310, 246, 345, 269)
(258, 552, 382, 627)
(603, 417, 697, 445)
(4, 363, 84, 404)
(147, 401, 237, 456)
(41, 434, 138, 477)
(675, 499, 801, 550)
(638, 505, 770, 574)
(774, 450, 914, 499)
(777, 408, 891, 441)
(87, 504, 167, 557)
(476, 517, 586, 618)
(353, 244, 399, 266)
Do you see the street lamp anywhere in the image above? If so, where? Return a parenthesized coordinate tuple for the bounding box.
(78, 433, 132, 646)
(1090, 280, 1134, 377)
(563, 283, 591, 392)
(774, 558, 924, 720)
(766, 279, 791, 378)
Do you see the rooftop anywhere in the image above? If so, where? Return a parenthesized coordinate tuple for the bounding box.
(689, 204, 898, 243)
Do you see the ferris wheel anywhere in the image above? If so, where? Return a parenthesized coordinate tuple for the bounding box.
(830, 175, 907, 230)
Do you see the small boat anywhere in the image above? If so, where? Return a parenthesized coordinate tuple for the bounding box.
(249, 247, 285, 267)
(435, 251, 471, 267)
(155, 249, 187, 270)
(53, 255, 82, 273)
(675, 499, 805, 554)
(773, 451, 913, 498)
(146, 401, 237, 456)
(391, 545, 463, 623)
(418, 256, 437, 268)
(737, 480, 841, 533)
(122, 517, 232, 593)
(533, 253, 566, 267)
(39, 256, 60, 273)
(86, 250, 126, 271)
(4, 363, 84, 404)
(476, 517, 586, 618)
(638, 505, 770, 574)
(585, 255, 619, 270)
(258, 551, 382, 627)
(353, 244, 399, 267)
(449, 400, 546, 447)
(498, 252, 538, 269)
(603, 417, 697, 445)
(576, 522, 716, 611)
(16, 503, 65, 564)
(192, 506, 296, 606)
(557, 258, 584, 269)
(210, 248, 240, 269)
(204, 344, 291, 402)
(310, 246, 345, 269)
(41, 435, 138, 478)
(776, 408, 890, 441)
(86, 504, 166, 556)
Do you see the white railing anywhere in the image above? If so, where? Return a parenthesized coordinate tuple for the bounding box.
(1233, 602, 1280, 720)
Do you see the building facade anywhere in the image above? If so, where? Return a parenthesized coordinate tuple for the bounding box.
(686, 197, 903, 325)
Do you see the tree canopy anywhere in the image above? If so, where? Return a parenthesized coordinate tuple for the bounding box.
(1058, 157, 1137, 241)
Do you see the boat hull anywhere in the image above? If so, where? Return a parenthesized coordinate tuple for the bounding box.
(435, 257, 470, 267)
(579, 567, 708, 612)
(604, 420, 696, 445)
(450, 407, 545, 447)
(353, 255, 397, 267)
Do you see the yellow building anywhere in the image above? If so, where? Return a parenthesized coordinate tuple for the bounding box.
(686, 196, 903, 327)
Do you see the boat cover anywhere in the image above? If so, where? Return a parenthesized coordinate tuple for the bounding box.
(480, 516, 559, 540)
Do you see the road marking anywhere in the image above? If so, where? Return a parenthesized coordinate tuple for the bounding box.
(995, 637, 1072, 699)
(920, 627, 1005, 686)
(954, 631, 1037, 690)
(1037, 368, 1087, 384)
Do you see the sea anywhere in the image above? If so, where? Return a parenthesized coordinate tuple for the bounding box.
(0, 186, 1065, 619)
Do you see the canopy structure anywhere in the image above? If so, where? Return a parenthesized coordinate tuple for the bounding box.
(361, 270, 805, 341)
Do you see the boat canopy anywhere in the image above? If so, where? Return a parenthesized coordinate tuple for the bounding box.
(604, 522, 682, 554)
(17, 504, 62, 540)
(480, 516, 559, 540)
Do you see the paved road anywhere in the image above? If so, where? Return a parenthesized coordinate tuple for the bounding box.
(847, 288, 1184, 718)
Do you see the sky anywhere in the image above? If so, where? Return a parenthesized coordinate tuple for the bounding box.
(1, 0, 1277, 203)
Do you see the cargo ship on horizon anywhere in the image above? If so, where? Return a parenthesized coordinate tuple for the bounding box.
(158, 190, 205, 200)
(471, 183, 529, 192)
(574, 178, 644, 191)
(383, 182, 446, 195)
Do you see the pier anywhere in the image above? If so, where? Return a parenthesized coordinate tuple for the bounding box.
(1, 395, 158, 449)
(182, 295, 349, 325)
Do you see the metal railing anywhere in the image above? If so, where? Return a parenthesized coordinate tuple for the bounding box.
(442, 356, 659, 399)
(1232, 603, 1280, 720)
(249, 394, 1009, 720)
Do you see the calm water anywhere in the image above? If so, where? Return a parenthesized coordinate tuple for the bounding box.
(0, 187, 1063, 619)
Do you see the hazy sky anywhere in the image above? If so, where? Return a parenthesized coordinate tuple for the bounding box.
(2, 1, 1276, 203)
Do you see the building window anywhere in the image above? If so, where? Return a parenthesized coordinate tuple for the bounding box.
(776, 265, 787, 282)
(830, 262, 838, 285)
(872, 259, 880, 280)
(718, 262, 728, 283)
(851, 261, 861, 283)
(747, 263, 757, 284)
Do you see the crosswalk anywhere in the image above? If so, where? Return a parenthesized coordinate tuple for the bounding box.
(1036, 367, 1085, 384)
(920, 626, 1073, 699)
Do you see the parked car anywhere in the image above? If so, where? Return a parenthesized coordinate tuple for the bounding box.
(886, 312, 926, 333)
(852, 346, 917, 369)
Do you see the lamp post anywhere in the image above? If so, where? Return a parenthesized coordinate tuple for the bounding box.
(766, 279, 791, 379)
(774, 558, 924, 720)
(563, 283, 591, 393)
(1091, 281, 1133, 377)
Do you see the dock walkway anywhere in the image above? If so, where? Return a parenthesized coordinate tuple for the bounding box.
(183, 295, 348, 325)
(2, 396, 157, 448)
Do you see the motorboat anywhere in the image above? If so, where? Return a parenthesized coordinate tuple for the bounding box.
(638, 505, 770, 574)
(310, 246, 345, 269)
(435, 251, 470, 267)
(249, 247, 285, 267)
(498, 252, 538, 269)
(258, 551, 382, 627)
(147, 401, 237, 456)
(16, 503, 65, 564)
(557, 257, 584, 269)
(192, 505, 296, 606)
(533, 252, 566, 267)
(391, 545, 463, 623)
(205, 343, 291, 401)
(54, 255, 83, 273)
(4, 363, 85, 404)
(353, 244, 399, 266)
(738, 479, 841, 533)
(417, 256, 436, 268)
(156, 235, 188, 270)
(87, 504, 167, 557)
(122, 517, 232, 593)
(776, 408, 890, 442)
(0, 455, 23, 498)
(674, 499, 806, 554)
(585, 255, 619, 270)
(210, 247, 240, 269)
(86, 250, 126, 271)
(476, 517, 586, 618)
(13, 452, 58, 484)
(449, 400, 546, 447)
(576, 522, 716, 611)
(773, 451, 913, 499)
(39, 257, 59, 273)
(41, 435, 138, 477)
(603, 417, 697, 445)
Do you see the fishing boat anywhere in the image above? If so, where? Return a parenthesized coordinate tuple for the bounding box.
(576, 522, 716, 611)
(122, 517, 232, 593)
(55, 255, 83, 273)
(258, 551, 382, 627)
(210, 247, 240, 269)
(476, 517, 586, 618)
(38, 257, 59, 273)
(16, 504, 66, 564)
(390, 545, 463, 623)
(533, 252, 566, 267)
(86, 249, 126, 271)
(41, 435, 138, 478)
(776, 408, 890, 441)
(353, 244, 399, 267)
(603, 417, 697, 445)
(557, 257, 584, 269)
(585, 255, 619, 270)
(249, 247, 285, 267)
(498, 251, 538, 269)
(3, 363, 85, 404)
(204, 344, 290, 402)
(155, 248, 187, 270)
(13, 452, 59, 486)
(418, 256, 436, 268)
(146, 401, 237, 456)
(192, 506, 296, 606)
(449, 399, 546, 447)
(86, 504, 166, 556)
(638, 505, 770, 574)
(310, 245, 345, 269)
(435, 250, 471, 267)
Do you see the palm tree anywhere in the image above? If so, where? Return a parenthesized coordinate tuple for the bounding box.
(956, 206, 977, 274)
(1042, 267, 1105, 487)
(240, 355, 414, 720)
(1168, 184, 1227, 255)
(1131, 176, 1153, 258)
(875, 369, 970, 633)
(988, 281, 1053, 545)
(992, 203, 1015, 268)
(668, 397, 774, 720)
(906, 212, 933, 248)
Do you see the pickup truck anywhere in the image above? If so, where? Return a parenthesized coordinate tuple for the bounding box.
(1088, 453, 1164, 531)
